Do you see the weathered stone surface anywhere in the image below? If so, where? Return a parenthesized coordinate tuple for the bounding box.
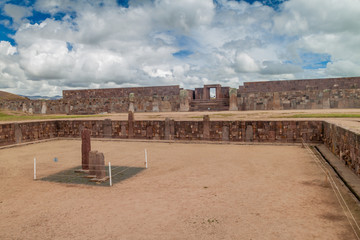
(128, 111, 134, 138)
(95, 152, 106, 179)
(0, 119, 328, 146)
(81, 128, 91, 170)
(229, 88, 238, 111)
(14, 123, 22, 143)
(222, 126, 229, 141)
(164, 117, 175, 140)
(245, 125, 253, 142)
(179, 90, 190, 112)
(2, 77, 360, 114)
(103, 119, 112, 138)
(203, 115, 210, 140)
(41, 102, 47, 114)
(89, 150, 97, 175)
(323, 122, 360, 176)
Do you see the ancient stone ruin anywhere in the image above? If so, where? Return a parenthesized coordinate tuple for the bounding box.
(79, 127, 108, 182)
(1, 76, 360, 114)
(89, 151, 107, 181)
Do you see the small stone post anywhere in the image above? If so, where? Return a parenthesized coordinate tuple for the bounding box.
(103, 118, 112, 138)
(152, 95, 160, 112)
(164, 117, 174, 140)
(41, 102, 47, 114)
(89, 150, 97, 176)
(128, 93, 135, 112)
(95, 152, 106, 179)
(229, 88, 238, 111)
(180, 89, 190, 112)
(81, 128, 91, 170)
(222, 125, 229, 141)
(89, 151, 106, 179)
(203, 115, 210, 140)
(128, 111, 134, 138)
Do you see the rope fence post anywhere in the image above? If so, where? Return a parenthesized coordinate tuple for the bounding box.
(109, 162, 112, 187)
(145, 149, 148, 169)
(34, 157, 36, 180)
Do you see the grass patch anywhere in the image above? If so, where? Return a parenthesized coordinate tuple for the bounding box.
(275, 113, 360, 118)
(190, 113, 235, 119)
(0, 111, 108, 121)
(147, 114, 162, 119)
(211, 113, 235, 118)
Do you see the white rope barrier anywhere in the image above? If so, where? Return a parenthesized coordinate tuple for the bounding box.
(33, 157, 36, 180)
(145, 149, 148, 169)
(301, 138, 360, 240)
(109, 162, 112, 187)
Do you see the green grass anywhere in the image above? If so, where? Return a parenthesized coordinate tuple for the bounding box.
(190, 113, 235, 119)
(276, 113, 360, 118)
(0, 111, 108, 121)
(212, 113, 235, 117)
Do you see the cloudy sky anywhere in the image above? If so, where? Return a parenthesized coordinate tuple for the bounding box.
(0, 0, 359, 97)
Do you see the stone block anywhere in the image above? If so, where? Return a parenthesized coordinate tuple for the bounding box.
(81, 128, 91, 170)
(229, 88, 238, 111)
(203, 115, 210, 140)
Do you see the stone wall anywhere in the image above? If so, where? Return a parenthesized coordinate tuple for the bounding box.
(63, 85, 180, 100)
(0, 121, 58, 146)
(2, 77, 360, 114)
(238, 77, 360, 93)
(237, 89, 360, 110)
(0, 94, 180, 114)
(0, 118, 323, 146)
(323, 122, 360, 176)
(0, 100, 67, 114)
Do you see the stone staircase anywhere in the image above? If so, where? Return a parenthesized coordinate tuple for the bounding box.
(189, 98, 229, 111)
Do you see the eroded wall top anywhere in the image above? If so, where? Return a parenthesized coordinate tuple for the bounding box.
(238, 77, 360, 93)
(63, 85, 181, 100)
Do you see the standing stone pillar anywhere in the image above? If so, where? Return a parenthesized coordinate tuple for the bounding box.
(322, 89, 330, 109)
(89, 150, 97, 176)
(229, 88, 238, 111)
(222, 125, 229, 141)
(273, 92, 281, 110)
(128, 111, 134, 138)
(152, 95, 160, 112)
(128, 93, 135, 112)
(14, 123, 22, 144)
(89, 151, 106, 179)
(41, 102, 47, 114)
(203, 115, 210, 140)
(95, 152, 106, 179)
(164, 117, 175, 140)
(180, 90, 190, 112)
(103, 118, 112, 138)
(81, 128, 91, 170)
(22, 104, 27, 113)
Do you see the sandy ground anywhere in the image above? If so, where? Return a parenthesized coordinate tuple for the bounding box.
(0, 140, 358, 240)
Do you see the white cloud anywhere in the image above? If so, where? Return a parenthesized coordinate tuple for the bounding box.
(0, 0, 360, 96)
(234, 53, 260, 73)
(3, 4, 32, 27)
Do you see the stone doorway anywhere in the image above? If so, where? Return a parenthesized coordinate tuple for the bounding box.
(210, 88, 216, 99)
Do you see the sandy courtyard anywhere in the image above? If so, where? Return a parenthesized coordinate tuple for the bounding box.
(0, 140, 357, 239)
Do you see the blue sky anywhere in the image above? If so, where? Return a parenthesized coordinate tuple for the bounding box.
(0, 0, 359, 96)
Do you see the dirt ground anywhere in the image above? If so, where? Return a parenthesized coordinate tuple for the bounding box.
(0, 140, 358, 240)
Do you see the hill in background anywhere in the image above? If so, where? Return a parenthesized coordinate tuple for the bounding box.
(23, 95, 62, 100)
(0, 91, 29, 101)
